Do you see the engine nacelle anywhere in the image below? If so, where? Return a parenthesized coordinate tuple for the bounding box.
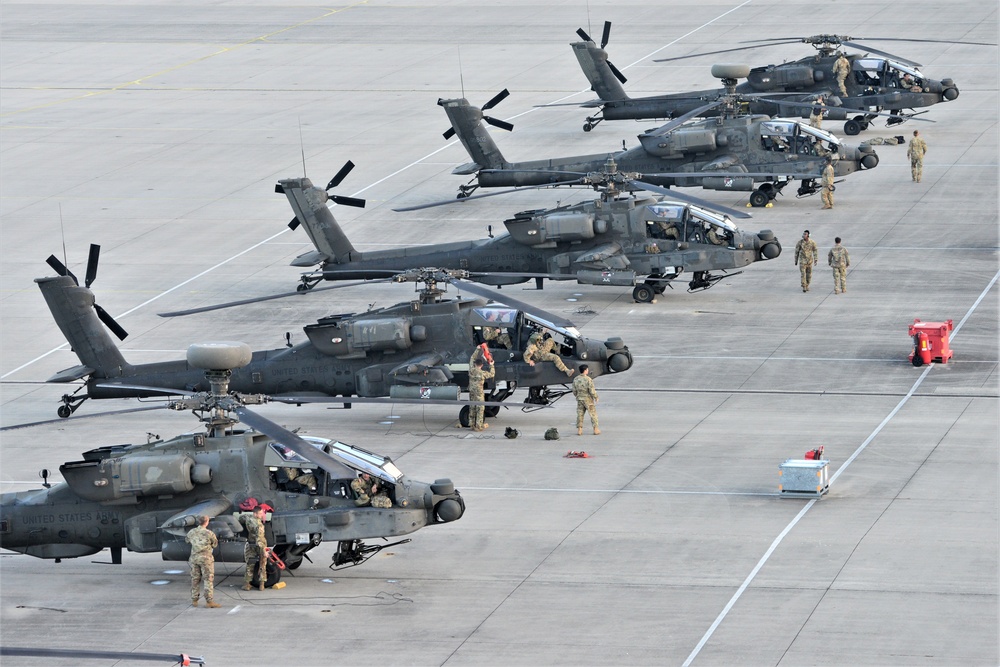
(61, 455, 202, 502)
(746, 64, 815, 91)
(639, 127, 718, 157)
(505, 211, 601, 246)
(305, 317, 413, 356)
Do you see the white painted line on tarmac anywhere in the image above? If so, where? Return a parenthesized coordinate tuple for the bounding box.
(682, 267, 1000, 666)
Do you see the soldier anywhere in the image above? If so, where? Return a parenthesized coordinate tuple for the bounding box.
(524, 333, 575, 377)
(907, 130, 928, 182)
(572, 365, 600, 436)
(239, 505, 268, 591)
(794, 230, 819, 292)
(351, 472, 391, 508)
(286, 467, 317, 493)
(468, 357, 495, 432)
(482, 326, 512, 349)
(809, 96, 825, 129)
(900, 73, 923, 93)
(186, 515, 220, 608)
(828, 237, 851, 294)
(706, 225, 726, 245)
(833, 53, 851, 97)
(820, 158, 835, 210)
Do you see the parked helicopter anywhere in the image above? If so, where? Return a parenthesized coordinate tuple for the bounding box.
(280, 172, 780, 301)
(0, 349, 466, 577)
(438, 69, 880, 208)
(599, 30, 983, 135)
(38, 249, 632, 424)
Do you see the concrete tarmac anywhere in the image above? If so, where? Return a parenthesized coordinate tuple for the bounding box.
(1, 2, 997, 665)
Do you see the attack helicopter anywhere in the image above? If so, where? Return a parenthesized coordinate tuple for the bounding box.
(0, 346, 466, 578)
(438, 68, 880, 209)
(570, 27, 985, 135)
(282, 172, 781, 301)
(37, 248, 632, 424)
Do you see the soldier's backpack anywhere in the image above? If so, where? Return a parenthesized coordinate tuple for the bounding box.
(544, 427, 560, 440)
(504, 427, 519, 439)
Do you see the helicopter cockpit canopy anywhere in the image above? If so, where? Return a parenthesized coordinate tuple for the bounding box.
(470, 306, 518, 329)
(266, 436, 401, 485)
(853, 58, 924, 88)
(761, 120, 842, 147)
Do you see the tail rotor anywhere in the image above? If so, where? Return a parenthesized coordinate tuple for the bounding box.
(45, 244, 128, 340)
(443, 89, 514, 139)
(287, 160, 366, 230)
(577, 21, 627, 84)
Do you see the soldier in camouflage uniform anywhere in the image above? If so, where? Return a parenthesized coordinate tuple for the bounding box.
(828, 237, 851, 294)
(468, 357, 495, 432)
(794, 230, 819, 292)
(820, 158, 835, 210)
(186, 515, 220, 608)
(523, 333, 575, 377)
(809, 96, 825, 129)
(833, 54, 851, 97)
(907, 130, 927, 182)
(239, 505, 268, 591)
(572, 365, 600, 435)
(482, 326, 512, 349)
(351, 472, 391, 508)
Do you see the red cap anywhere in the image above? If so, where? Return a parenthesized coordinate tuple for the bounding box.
(238, 498, 258, 511)
(258, 503, 274, 513)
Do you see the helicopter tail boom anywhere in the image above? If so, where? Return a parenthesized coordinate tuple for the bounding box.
(438, 97, 508, 172)
(36, 276, 132, 382)
(278, 177, 359, 266)
(571, 40, 629, 106)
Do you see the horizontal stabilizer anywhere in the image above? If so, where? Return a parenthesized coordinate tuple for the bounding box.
(46, 364, 95, 383)
(290, 249, 331, 268)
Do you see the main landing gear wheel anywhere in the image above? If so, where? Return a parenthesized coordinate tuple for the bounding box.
(632, 284, 655, 303)
(749, 189, 770, 208)
(459, 405, 471, 428)
(250, 560, 281, 589)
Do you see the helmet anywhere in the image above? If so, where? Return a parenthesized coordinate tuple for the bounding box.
(544, 427, 560, 441)
(504, 427, 519, 439)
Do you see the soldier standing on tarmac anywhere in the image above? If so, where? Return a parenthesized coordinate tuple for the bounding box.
(186, 515, 220, 608)
(794, 230, 819, 292)
(572, 365, 600, 436)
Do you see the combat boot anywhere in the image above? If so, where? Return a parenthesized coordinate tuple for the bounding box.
(206, 601, 221, 608)
(192, 599, 199, 607)
(242, 583, 252, 591)
(593, 428, 601, 435)
(577, 427, 583, 436)
(258, 584, 265, 592)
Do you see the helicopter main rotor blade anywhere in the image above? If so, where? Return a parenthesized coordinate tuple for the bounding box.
(392, 178, 590, 211)
(326, 160, 355, 190)
(839, 40, 921, 67)
(233, 406, 356, 477)
(646, 100, 726, 136)
(270, 395, 515, 408)
(157, 278, 393, 317)
(625, 180, 754, 219)
(84, 244, 101, 288)
(481, 88, 510, 111)
(0, 404, 168, 431)
(451, 278, 575, 329)
(654, 40, 801, 63)
(758, 96, 935, 121)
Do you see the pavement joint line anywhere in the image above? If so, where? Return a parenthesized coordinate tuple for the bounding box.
(682, 267, 1000, 667)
